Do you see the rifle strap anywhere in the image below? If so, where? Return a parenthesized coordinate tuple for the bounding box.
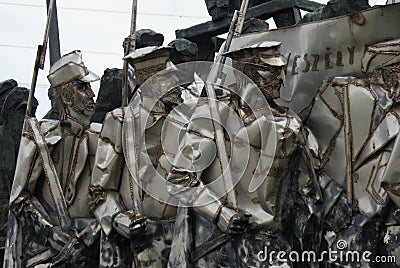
(123, 106, 144, 216)
(27, 117, 72, 230)
(190, 232, 231, 263)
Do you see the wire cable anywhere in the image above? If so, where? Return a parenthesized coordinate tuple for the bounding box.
(0, 2, 209, 19)
(0, 44, 122, 56)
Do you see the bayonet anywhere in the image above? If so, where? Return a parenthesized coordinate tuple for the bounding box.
(122, 0, 137, 106)
(22, 0, 72, 230)
(121, 0, 144, 220)
(204, 0, 250, 208)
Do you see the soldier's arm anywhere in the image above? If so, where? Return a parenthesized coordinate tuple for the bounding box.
(90, 109, 127, 236)
(297, 126, 322, 204)
(167, 131, 248, 234)
(293, 124, 324, 251)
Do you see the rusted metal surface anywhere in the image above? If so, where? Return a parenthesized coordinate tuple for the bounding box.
(349, 12, 366, 26)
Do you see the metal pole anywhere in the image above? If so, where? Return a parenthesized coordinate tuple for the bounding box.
(46, 0, 61, 65)
(122, 0, 137, 106)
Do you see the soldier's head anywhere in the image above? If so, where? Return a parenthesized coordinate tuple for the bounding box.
(0, 79, 18, 123)
(125, 46, 173, 86)
(224, 41, 286, 100)
(47, 50, 99, 126)
(362, 38, 400, 101)
(125, 46, 182, 107)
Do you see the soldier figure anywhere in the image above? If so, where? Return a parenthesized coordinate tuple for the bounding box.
(167, 41, 321, 267)
(90, 46, 196, 267)
(5, 50, 101, 267)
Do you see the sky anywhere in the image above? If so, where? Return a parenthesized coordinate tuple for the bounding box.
(0, 0, 388, 118)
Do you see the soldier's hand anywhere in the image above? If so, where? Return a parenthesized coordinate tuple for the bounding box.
(51, 238, 89, 267)
(216, 206, 251, 234)
(48, 226, 74, 252)
(129, 214, 147, 237)
(227, 210, 251, 234)
(113, 211, 147, 239)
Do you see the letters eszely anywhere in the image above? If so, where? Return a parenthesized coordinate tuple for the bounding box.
(285, 47, 356, 76)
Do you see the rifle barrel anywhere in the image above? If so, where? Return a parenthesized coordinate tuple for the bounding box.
(203, 0, 250, 208)
(234, 0, 250, 37)
(122, 0, 138, 106)
(26, 0, 55, 118)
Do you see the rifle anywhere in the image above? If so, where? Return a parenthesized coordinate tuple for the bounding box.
(24, 0, 73, 232)
(204, 0, 249, 208)
(183, 2, 250, 262)
(122, 0, 138, 106)
(26, 0, 56, 118)
(214, 0, 249, 68)
(121, 0, 145, 221)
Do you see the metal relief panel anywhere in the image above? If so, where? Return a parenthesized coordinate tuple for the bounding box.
(320, 82, 343, 117)
(382, 131, 400, 208)
(230, 4, 400, 114)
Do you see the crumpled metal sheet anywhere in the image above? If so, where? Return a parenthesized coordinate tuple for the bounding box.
(381, 204, 400, 267)
(303, 39, 400, 265)
(99, 219, 174, 268)
(304, 76, 399, 216)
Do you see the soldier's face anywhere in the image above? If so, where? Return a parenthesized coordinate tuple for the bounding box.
(256, 65, 283, 99)
(59, 80, 95, 126)
(69, 81, 95, 116)
(243, 63, 284, 99)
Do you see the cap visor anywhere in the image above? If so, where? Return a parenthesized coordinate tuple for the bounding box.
(80, 70, 100, 83)
(260, 56, 287, 66)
